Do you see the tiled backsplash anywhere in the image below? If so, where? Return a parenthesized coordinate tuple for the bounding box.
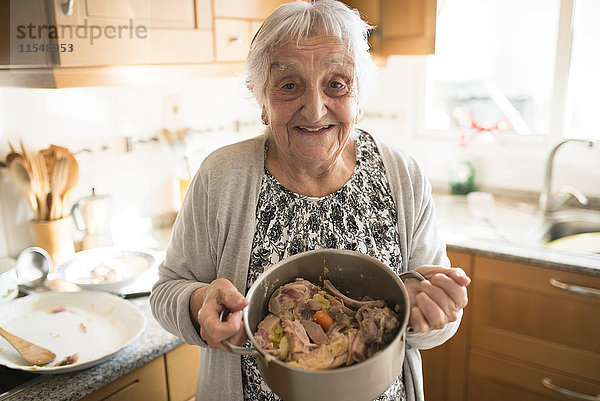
(1, 58, 598, 258)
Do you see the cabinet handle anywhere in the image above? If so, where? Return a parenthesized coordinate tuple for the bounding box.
(229, 36, 241, 44)
(541, 378, 600, 400)
(549, 278, 600, 298)
(61, 0, 75, 16)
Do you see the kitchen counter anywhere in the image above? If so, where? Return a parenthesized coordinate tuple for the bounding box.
(434, 194, 600, 275)
(3, 297, 183, 401)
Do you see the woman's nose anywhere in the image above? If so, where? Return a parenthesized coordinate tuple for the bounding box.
(300, 86, 327, 123)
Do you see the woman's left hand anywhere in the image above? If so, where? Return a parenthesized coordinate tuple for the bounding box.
(403, 265, 471, 333)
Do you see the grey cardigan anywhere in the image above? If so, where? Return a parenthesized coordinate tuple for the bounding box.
(150, 131, 460, 401)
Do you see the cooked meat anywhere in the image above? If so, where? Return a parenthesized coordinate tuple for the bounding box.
(323, 280, 385, 309)
(282, 319, 318, 356)
(254, 278, 400, 370)
(356, 304, 400, 345)
(300, 320, 329, 345)
(269, 278, 320, 320)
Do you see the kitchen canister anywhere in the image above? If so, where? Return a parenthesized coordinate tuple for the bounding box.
(30, 216, 75, 269)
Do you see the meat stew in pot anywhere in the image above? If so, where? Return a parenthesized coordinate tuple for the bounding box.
(253, 278, 400, 370)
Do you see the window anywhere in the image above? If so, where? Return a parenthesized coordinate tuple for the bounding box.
(423, 0, 597, 140)
(565, 0, 600, 140)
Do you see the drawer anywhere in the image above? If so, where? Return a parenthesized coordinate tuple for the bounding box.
(214, 18, 251, 62)
(80, 356, 168, 401)
(471, 255, 600, 382)
(467, 350, 600, 401)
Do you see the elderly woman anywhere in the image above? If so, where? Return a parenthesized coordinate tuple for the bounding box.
(151, 1, 470, 400)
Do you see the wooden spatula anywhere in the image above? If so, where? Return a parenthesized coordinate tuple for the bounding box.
(0, 326, 56, 365)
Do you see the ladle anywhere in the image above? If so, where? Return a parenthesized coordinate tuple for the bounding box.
(15, 247, 52, 291)
(0, 326, 56, 365)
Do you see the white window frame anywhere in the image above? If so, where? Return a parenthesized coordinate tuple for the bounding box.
(414, 0, 576, 147)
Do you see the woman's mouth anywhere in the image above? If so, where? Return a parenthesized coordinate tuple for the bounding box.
(295, 124, 335, 133)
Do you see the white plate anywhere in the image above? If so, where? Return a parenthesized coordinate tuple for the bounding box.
(0, 291, 145, 373)
(57, 248, 155, 292)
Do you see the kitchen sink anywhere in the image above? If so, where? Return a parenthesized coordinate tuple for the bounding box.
(537, 209, 600, 247)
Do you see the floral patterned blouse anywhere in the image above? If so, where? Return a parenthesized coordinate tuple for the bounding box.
(242, 130, 406, 401)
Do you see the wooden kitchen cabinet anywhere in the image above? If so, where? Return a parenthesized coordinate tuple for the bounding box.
(467, 255, 600, 399)
(80, 344, 199, 401)
(423, 250, 600, 401)
(214, 18, 252, 62)
(468, 349, 600, 401)
(165, 343, 201, 401)
(421, 250, 473, 401)
(213, 0, 289, 20)
(342, 0, 437, 56)
(2, 0, 436, 87)
(80, 356, 168, 401)
(48, 0, 213, 67)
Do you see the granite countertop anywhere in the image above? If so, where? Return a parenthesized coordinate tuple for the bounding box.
(4, 298, 183, 401)
(433, 193, 600, 275)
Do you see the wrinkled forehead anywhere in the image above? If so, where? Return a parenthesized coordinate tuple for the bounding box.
(268, 36, 355, 75)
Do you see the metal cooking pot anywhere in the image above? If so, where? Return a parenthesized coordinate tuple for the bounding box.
(222, 249, 423, 401)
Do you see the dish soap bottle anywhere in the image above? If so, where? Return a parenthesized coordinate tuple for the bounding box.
(450, 132, 475, 195)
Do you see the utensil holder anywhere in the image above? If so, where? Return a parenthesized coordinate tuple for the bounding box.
(30, 216, 75, 269)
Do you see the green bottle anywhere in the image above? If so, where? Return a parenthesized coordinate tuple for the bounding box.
(450, 159, 475, 195)
(450, 132, 475, 195)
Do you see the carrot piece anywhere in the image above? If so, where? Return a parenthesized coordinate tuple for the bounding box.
(313, 310, 334, 332)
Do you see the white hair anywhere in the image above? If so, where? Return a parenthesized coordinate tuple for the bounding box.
(244, 0, 377, 108)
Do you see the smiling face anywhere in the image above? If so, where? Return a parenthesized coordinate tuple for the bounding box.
(263, 35, 359, 170)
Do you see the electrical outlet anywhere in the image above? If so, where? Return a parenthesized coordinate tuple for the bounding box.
(162, 95, 182, 129)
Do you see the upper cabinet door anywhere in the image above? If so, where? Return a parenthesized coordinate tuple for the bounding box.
(48, 0, 213, 66)
(343, 0, 437, 56)
(53, 0, 196, 28)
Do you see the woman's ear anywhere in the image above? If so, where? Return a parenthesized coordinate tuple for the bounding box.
(261, 106, 269, 126)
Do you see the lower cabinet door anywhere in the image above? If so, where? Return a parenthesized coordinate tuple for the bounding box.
(80, 356, 168, 401)
(467, 350, 600, 401)
(165, 343, 200, 401)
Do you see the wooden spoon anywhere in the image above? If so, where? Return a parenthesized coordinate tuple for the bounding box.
(19, 139, 33, 175)
(61, 152, 79, 217)
(0, 326, 56, 365)
(5, 140, 24, 166)
(31, 153, 49, 221)
(50, 145, 79, 214)
(50, 156, 68, 220)
(7, 157, 39, 218)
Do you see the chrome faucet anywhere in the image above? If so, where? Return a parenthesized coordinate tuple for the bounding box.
(539, 138, 598, 215)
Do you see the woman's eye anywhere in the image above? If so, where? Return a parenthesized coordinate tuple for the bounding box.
(330, 81, 343, 89)
(282, 82, 296, 90)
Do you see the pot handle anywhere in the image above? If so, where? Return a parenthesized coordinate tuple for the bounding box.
(399, 271, 426, 334)
(399, 271, 426, 282)
(219, 308, 262, 358)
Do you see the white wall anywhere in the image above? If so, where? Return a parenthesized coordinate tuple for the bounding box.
(0, 58, 598, 258)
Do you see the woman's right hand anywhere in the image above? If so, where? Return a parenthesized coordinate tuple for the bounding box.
(190, 278, 249, 352)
